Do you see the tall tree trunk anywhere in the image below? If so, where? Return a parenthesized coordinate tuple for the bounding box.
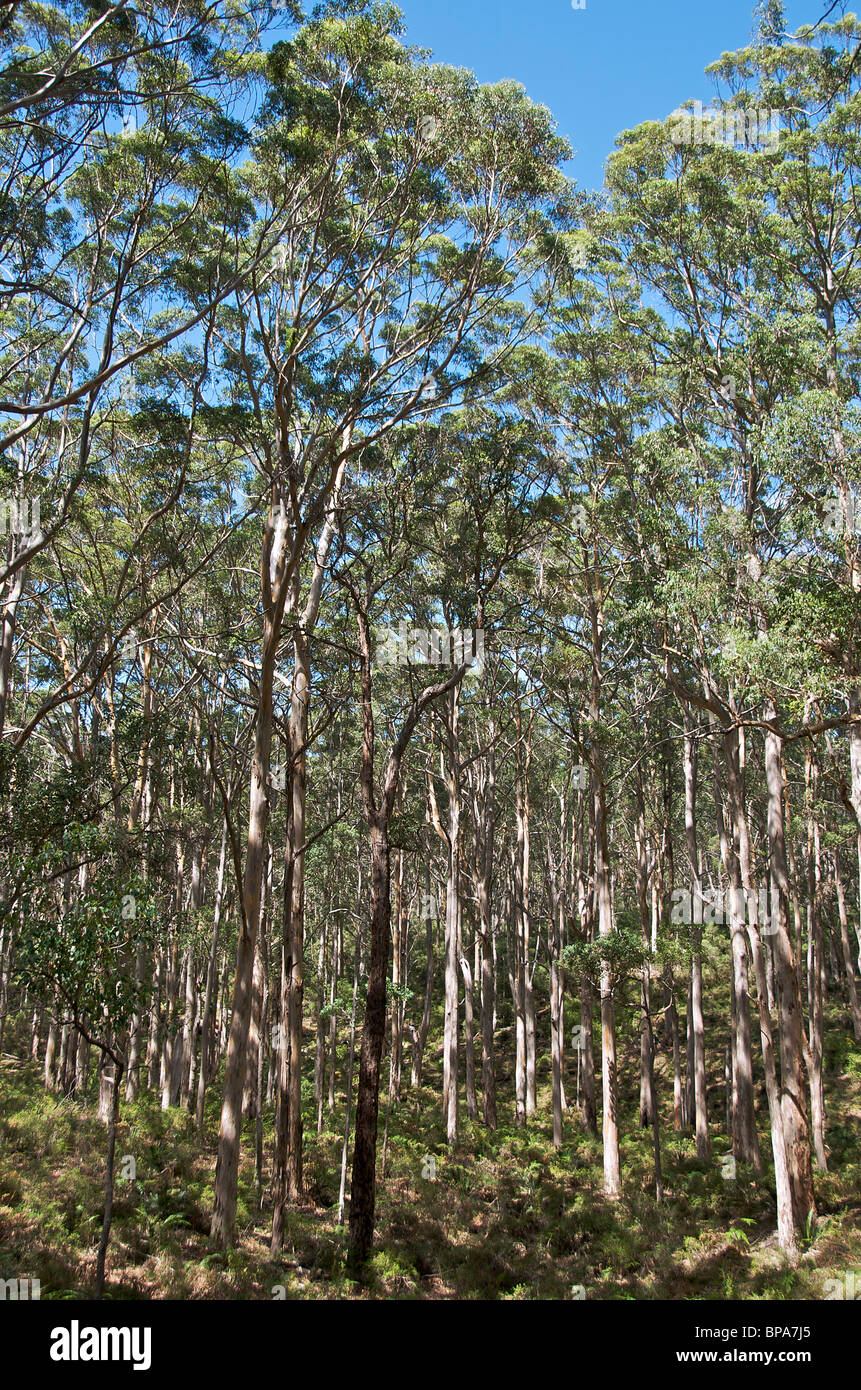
(0, 561, 26, 739)
(410, 866, 434, 1091)
(348, 821, 391, 1267)
(328, 918, 341, 1113)
(805, 740, 827, 1172)
(593, 756, 620, 1195)
(337, 926, 361, 1227)
(476, 743, 497, 1127)
(281, 633, 311, 1202)
(210, 606, 280, 1248)
(460, 901, 478, 1123)
(834, 851, 861, 1039)
(634, 780, 653, 1128)
(391, 851, 404, 1103)
(763, 697, 816, 1236)
(546, 840, 565, 1150)
(346, 597, 467, 1266)
(314, 918, 327, 1134)
(682, 711, 710, 1159)
(430, 689, 463, 1147)
(95, 1056, 124, 1300)
(576, 807, 597, 1134)
(722, 717, 797, 1251)
(714, 729, 760, 1168)
(196, 819, 228, 1133)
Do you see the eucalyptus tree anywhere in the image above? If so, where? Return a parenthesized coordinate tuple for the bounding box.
(709, 12, 861, 962)
(16, 853, 157, 1297)
(0, 333, 250, 1112)
(0, 0, 266, 434)
(525, 222, 665, 1195)
(397, 408, 560, 1140)
(333, 463, 477, 1267)
(208, 2, 571, 1245)
(0, 0, 266, 747)
(598, 17, 861, 1244)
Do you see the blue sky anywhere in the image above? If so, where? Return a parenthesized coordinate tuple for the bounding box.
(388, 0, 821, 191)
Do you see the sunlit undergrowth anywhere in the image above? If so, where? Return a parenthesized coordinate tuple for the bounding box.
(2, 999, 858, 1301)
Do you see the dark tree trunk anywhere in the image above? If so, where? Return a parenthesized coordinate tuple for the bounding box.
(348, 824, 390, 1268)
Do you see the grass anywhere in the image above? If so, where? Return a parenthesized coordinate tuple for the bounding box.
(1, 985, 859, 1300)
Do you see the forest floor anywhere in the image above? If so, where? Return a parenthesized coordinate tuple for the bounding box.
(1, 1000, 860, 1300)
